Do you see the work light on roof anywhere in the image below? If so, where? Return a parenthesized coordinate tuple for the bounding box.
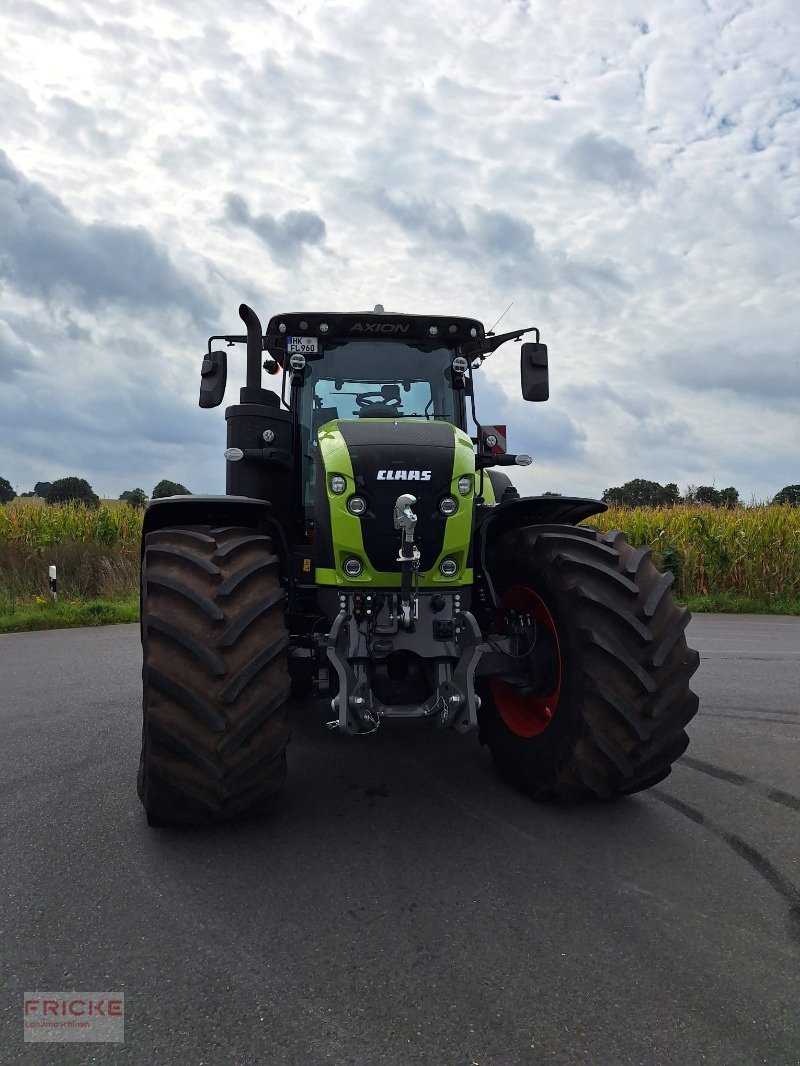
(429, 325, 439, 336)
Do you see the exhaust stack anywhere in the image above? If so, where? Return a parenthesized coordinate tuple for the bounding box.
(239, 303, 264, 400)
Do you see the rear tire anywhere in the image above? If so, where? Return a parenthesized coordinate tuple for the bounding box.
(138, 525, 291, 826)
(478, 525, 699, 800)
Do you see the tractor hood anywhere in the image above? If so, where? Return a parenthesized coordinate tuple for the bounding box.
(314, 419, 476, 587)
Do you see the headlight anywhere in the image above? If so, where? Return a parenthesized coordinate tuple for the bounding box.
(329, 474, 346, 494)
(439, 557, 458, 577)
(457, 476, 472, 496)
(346, 495, 367, 515)
(343, 557, 363, 577)
(224, 447, 244, 462)
(439, 496, 458, 516)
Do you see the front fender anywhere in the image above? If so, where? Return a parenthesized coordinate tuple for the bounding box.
(475, 495, 607, 549)
(472, 495, 607, 610)
(140, 495, 275, 560)
(139, 495, 279, 640)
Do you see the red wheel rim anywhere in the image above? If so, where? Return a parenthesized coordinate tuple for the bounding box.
(489, 585, 562, 738)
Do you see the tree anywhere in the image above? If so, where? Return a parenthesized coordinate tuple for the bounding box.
(689, 485, 740, 508)
(45, 477, 100, 508)
(718, 487, 740, 509)
(120, 488, 148, 509)
(34, 481, 52, 498)
(773, 484, 800, 506)
(152, 479, 190, 499)
(0, 477, 16, 504)
(602, 479, 680, 508)
(694, 485, 722, 506)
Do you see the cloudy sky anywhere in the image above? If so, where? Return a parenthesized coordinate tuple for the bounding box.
(0, 0, 798, 501)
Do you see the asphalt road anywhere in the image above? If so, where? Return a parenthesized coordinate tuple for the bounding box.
(1, 615, 799, 1064)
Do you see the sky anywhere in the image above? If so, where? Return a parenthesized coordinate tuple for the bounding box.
(0, 0, 798, 502)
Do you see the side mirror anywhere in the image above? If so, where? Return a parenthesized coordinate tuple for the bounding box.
(199, 350, 227, 408)
(521, 342, 549, 402)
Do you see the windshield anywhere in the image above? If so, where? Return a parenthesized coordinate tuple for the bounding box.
(298, 340, 461, 509)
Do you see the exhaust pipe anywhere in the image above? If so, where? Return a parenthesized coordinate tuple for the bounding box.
(239, 303, 264, 394)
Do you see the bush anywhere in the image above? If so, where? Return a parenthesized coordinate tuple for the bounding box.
(152, 479, 190, 499)
(46, 477, 99, 508)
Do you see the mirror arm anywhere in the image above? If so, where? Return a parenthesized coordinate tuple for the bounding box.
(464, 325, 539, 362)
(207, 334, 246, 354)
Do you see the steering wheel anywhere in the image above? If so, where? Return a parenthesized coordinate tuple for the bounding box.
(355, 391, 401, 411)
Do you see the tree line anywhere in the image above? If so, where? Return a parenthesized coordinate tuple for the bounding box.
(601, 479, 800, 508)
(2, 473, 799, 509)
(0, 478, 191, 507)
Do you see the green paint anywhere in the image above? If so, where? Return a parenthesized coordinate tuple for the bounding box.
(316, 419, 476, 588)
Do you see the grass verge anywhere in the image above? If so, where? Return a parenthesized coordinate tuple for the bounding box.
(680, 593, 800, 615)
(0, 592, 798, 635)
(0, 596, 139, 634)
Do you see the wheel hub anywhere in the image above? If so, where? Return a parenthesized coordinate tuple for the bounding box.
(489, 585, 562, 738)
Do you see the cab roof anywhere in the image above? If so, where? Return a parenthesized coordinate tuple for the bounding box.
(265, 311, 486, 346)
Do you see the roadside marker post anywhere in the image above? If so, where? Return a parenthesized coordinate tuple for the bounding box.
(48, 565, 57, 603)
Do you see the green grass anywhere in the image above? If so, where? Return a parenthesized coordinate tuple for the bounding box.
(0, 596, 139, 634)
(679, 593, 800, 615)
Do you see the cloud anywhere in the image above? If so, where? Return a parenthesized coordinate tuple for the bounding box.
(0, 150, 209, 317)
(0, 0, 797, 502)
(0, 319, 32, 379)
(660, 345, 800, 412)
(370, 187, 554, 288)
(371, 187, 467, 243)
(370, 187, 628, 297)
(223, 193, 326, 265)
(563, 132, 650, 189)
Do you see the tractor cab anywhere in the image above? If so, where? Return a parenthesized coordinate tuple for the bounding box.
(264, 311, 480, 515)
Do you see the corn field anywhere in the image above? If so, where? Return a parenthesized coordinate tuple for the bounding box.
(0, 501, 140, 602)
(591, 504, 800, 601)
(0, 499, 798, 604)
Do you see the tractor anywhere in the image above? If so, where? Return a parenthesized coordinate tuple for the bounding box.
(137, 304, 699, 825)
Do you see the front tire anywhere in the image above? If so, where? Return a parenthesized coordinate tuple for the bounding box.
(138, 525, 291, 826)
(478, 525, 700, 799)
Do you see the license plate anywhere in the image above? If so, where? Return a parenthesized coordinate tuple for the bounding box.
(287, 336, 319, 355)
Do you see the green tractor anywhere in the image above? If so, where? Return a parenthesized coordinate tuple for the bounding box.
(137, 304, 699, 825)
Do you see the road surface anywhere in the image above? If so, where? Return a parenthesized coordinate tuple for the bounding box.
(1, 615, 798, 1063)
